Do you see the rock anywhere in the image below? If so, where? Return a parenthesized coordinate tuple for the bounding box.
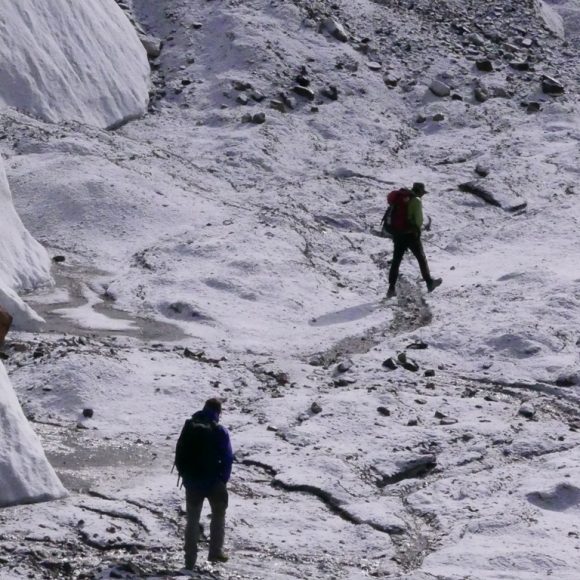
(251, 112, 266, 124)
(424, 369, 435, 377)
(416, 113, 427, 123)
(367, 61, 382, 71)
(337, 359, 353, 373)
(556, 372, 579, 387)
(192, 22, 203, 30)
(52, 255, 66, 263)
(334, 377, 356, 387)
(377, 406, 391, 417)
(509, 60, 530, 71)
(270, 99, 286, 113)
(321, 85, 339, 101)
(241, 113, 253, 123)
(376, 453, 436, 485)
(139, 35, 162, 59)
(475, 163, 490, 177)
(407, 418, 419, 427)
(440, 417, 458, 425)
(296, 74, 310, 87)
(432, 113, 445, 122)
(233, 80, 252, 91)
(474, 87, 489, 102)
(82, 408, 94, 419)
(434, 410, 446, 419)
(402, 360, 419, 372)
(429, 79, 451, 97)
(541, 75, 564, 95)
(0, 306, 13, 345)
(384, 75, 400, 88)
(397, 352, 407, 364)
(236, 94, 249, 105)
(476, 59, 494, 72)
(407, 340, 428, 350)
(322, 17, 348, 42)
(468, 32, 485, 46)
(293, 86, 315, 100)
(382, 357, 398, 370)
(518, 402, 535, 419)
(251, 91, 265, 102)
(526, 102, 541, 114)
(310, 402, 322, 414)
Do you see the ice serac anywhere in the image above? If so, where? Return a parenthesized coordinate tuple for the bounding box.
(0, 156, 49, 330)
(0, 0, 150, 128)
(0, 362, 67, 507)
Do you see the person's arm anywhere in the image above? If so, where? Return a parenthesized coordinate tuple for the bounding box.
(217, 426, 234, 482)
(408, 197, 423, 233)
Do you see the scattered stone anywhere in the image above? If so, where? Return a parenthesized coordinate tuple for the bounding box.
(233, 80, 252, 91)
(251, 91, 265, 102)
(415, 113, 427, 123)
(397, 352, 407, 364)
(237, 94, 249, 105)
(424, 369, 435, 377)
(402, 360, 419, 372)
(293, 86, 315, 100)
(52, 255, 66, 263)
(518, 402, 536, 419)
(407, 340, 428, 350)
(266, 425, 278, 432)
(192, 22, 203, 30)
(382, 357, 398, 370)
(468, 32, 485, 46)
(377, 406, 391, 417)
(139, 35, 162, 59)
(241, 113, 253, 123)
(337, 359, 353, 373)
(425, 382, 435, 390)
(476, 59, 494, 72)
(334, 377, 356, 387)
(475, 163, 490, 177)
(415, 398, 427, 405)
(541, 75, 564, 95)
(556, 372, 579, 387)
(322, 17, 348, 42)
(296, 74, 310, 87)
(440, 417, 458, 425)
(367, 61, 382, 71)
(321, 85, 339, 101)
(474, 87, 489, 102)
(526, 101, 541, 113)
(407, 418, 419, 426)
(251, 112, 266, 124)
(82, 408, 94, 419)
(270, 99, 286, 113)
(310, 402, 322, 414)
(432, 113, 445, 122)
(384, 74, 400, 88)
(429, 79, 451, 97)
(509, 60, 530, 71)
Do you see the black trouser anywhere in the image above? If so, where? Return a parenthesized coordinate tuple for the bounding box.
(389, 233, 431, 286)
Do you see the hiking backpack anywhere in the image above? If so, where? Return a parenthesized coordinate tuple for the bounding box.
(174, 418, 222, 480)
(380, 188, 411, 237)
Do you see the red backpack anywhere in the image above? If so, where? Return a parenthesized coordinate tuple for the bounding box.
(381, 189, 410, 236)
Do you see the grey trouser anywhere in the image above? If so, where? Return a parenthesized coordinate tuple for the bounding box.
(184, 481, 228, 567)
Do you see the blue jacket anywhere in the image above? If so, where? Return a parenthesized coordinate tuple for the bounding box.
(182, 408, 233, 491)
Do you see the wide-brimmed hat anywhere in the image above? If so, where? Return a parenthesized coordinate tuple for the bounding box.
(412, 182, 426, 195)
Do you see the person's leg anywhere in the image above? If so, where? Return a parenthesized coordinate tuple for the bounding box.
(184, 488, 205, 569)
(388, 235, 409, 291)
(408, 236, 432, 282)
(207, 482, 229, 560)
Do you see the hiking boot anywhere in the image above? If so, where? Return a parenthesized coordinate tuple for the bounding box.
(386, 285, 397, 299)
(427, 278, 442, 293)
(208, 552, 229, 563)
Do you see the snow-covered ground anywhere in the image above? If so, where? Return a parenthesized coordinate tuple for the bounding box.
(0, 0, 579, 578)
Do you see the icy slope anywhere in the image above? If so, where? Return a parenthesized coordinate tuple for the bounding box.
(0, 0, 150, 128)
(0, 362, 66, 508)
(0, 156, 49, 330)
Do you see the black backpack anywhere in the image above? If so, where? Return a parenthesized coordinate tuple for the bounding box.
(174, 418, 221, 479)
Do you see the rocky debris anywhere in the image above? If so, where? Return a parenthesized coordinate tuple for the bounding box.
(233, 80, 252, 91)
(476, 59, 494, 72)
(459, 181, 527, 212)
(321, 17, 348, 42)
(82, 408, 94, 419)
(541, 75, 564, 95)
(321, 85, 339, 101)
(310, 401, 322, 414)
(555, 372, 579, 387)
(407, 340, 428, 350)
(376, 453, 437, 486)
(139, 35, 162, 59)
(424, 369, 435, 377)
(336, 359, 353, 373)
(377, 406, 391, 417)
(382, 357, 398, 370)
(52, 255, 66, 263)
(429, 79, 451, 97)
(242, 112, 266, 124)
(518, 402, 536, 419)
(526, 101, 541, 113)
(397, 352, 419, 372)
(270, 99, 286, 113)
(293, 85, 315, 100)
(475, 163, 490, 177)
(407, 418, 419, 427)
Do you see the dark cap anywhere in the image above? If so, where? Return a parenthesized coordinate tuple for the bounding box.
(412, 182, 426, 195)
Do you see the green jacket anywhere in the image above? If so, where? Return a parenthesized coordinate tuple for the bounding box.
(407, 196, 423, 233)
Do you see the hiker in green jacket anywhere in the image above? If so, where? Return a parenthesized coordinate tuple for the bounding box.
(387, 182, 442, 298)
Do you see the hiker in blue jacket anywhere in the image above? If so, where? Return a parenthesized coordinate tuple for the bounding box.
(176, 398, 233, 570)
